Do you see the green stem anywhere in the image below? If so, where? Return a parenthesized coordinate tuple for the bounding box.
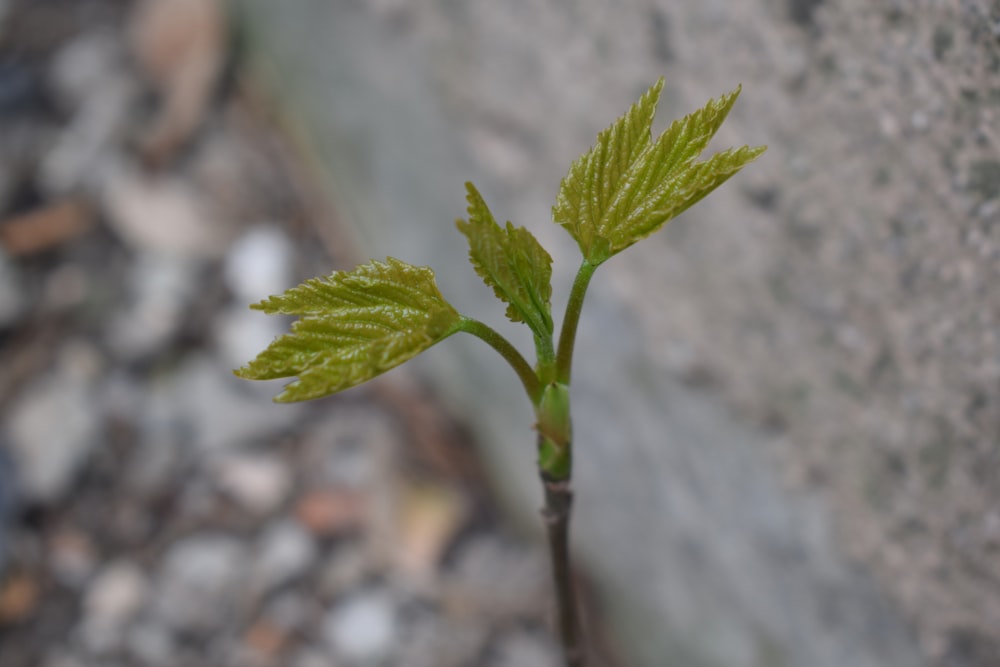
(536, 332, 556, 368)
(458, 317, 542, 404)
(555, 260, 598, 385)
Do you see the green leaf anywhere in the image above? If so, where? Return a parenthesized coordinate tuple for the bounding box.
(235, 258, 462, 402)
(456, 182, 554, 338)
(553, 79, 767, 264)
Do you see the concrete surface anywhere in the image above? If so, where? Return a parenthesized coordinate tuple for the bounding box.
(234, 1, 998, 665)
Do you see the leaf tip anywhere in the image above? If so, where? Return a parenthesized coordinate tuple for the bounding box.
(747, 144, 768, 161)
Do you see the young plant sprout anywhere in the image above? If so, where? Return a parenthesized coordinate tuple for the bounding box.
(237, 78, 765, 666)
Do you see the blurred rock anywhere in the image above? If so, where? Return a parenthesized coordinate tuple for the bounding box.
(398, 613, 490, 667)
(84, 560, 148, 625)
(217, 226, 295, 369)
(80, 560, 149, 654)
(3, 342, 102, 502)
(258, 591, 311, 636)
(250, 520, 316, 595)
(0, 573, 40, 624)
(41, 262, 94, 313)
(125, 622, 175, 666)
(122, 428, 183, 499)
(154, 533, 248, 632)
(488, 630, 560, 667)
(318, 545, 370, 596)
(224, 226, 294, 302)
(322, 588, 398, 663)
(442, 535, 549, 621)
(294, 488, 365, 539)
(40, 33, 134, 195)
(48, 528, 98, 588)
(106, 252, 197, 360)
(129, 0, 226, 161)
(214, 453, 291, 515)
(160, 354, 304, 454)
(0, 251, 23, 329)
(100, 165, 236, 259)
(243, 617, 290, 659)
(48, 31, 125, 111)
(188, 126, 285, 223)
(393, 481, 465, 580)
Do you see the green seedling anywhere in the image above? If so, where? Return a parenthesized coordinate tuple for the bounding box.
(237, 78, 765, 666)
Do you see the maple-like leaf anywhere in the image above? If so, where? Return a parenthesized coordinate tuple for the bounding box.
(235, 258, 462, 402)
(456, 182, 553, 339)
(553, 78, 766, 264)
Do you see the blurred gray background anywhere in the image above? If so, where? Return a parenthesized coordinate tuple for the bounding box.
(233, 1, 999, 666)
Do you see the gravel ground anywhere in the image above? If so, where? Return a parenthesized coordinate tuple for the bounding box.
(0, 1, 611, 665)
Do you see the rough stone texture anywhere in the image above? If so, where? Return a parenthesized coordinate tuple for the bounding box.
(236, 1, 998, 665)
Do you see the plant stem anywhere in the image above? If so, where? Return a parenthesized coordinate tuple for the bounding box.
(541, 470, 584, 666)
(555, 260, 598, 384)
(458, 317, 542, 404)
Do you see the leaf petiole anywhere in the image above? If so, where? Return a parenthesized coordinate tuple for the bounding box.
(555, 260, 598, 385)
(457, 317, 542, 404)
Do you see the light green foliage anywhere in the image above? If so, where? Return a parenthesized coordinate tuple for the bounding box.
(456, 182, 554, 340)
(238, 80, 764, 416)
(235, 258, 461, 402)
(553, 78, 766, 264)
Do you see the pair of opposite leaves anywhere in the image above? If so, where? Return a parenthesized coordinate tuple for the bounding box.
(236, 79, 766, 402)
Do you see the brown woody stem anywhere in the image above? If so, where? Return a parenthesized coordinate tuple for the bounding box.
(541, 472, 584, 666)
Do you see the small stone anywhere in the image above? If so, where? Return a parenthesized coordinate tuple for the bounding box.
(159, 354, 304, 454)
(251, 520, 316, 594)
(106, 252, 198, 359)
(322, 589, 398, 663)
(48, 528, 98, 587)
(123, 426, 183, 499)
(4, 343, 102, 502)
(39, 59, 134, 194)
(100, 165, 234, 259)
(224, 226, 294, 303)
(262, 591, 311, 631)
(214, 454, 291, 515)
(488, 630, 560, 667)
(154, 533, 247, 631)
(244, 618, 290, 657)
(43, 263, 93, 312)
(319, 545, 370, 596)
(294, 488, 366, 538)
(0, 573, 41, 623)
(126, 622, 175, 665)
(84, 561, 148, 623)
(48, 32, 125, 109)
